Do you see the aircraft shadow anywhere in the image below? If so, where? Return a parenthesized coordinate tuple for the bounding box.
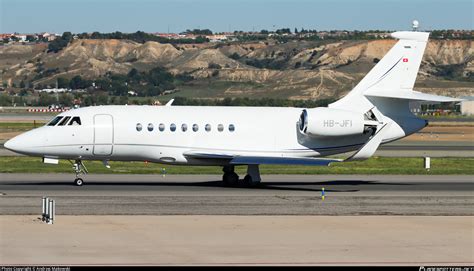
(4, 179, 415, 193)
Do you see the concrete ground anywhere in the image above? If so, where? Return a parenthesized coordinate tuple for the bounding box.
(0, 215, 472, 265)
(1, 174, 473, 215)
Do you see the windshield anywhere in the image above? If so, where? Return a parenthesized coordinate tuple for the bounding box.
(47, 116, 63, 126)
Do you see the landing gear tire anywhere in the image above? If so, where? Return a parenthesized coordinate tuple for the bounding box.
(74, 178, 84, 186)
(243, 174, 253, 186)
(70, 159, 88, 187)
(223, 172, 239, 186)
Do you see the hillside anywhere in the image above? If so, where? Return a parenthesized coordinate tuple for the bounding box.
(0, 38, 472, 100)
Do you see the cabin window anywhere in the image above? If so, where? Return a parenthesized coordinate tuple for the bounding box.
(47, 116, 63, 126)
(147, 123, 154, 132)
(192, 124, 199, 132)
(229, 124, 235, 132)
(68, 116, 81, 126)
(136, 123, 142, 131)
(205, 124, 211, 132)
(58, 116, 71, 126)
(217, 124, 224, 132)
(159, 123, 165, 131)
(170, 123, 176, 132)
(182, 124, 188, 132)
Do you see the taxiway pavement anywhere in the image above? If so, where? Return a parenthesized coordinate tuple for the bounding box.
(0, 174, 472, 215)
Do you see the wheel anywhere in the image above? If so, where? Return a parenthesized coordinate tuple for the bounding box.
(223, 172, 239, 186)
(74, 178, 84, 186)
(243, 174, 253, 185)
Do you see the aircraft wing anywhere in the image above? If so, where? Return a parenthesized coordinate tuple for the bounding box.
(184, 151, 341, 166)
(230, 156, 341, 166)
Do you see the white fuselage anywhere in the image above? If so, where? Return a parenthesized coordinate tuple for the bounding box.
(5, 105, 417, 165)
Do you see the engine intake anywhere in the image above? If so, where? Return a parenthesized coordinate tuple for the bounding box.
(298, 108, 371, 137)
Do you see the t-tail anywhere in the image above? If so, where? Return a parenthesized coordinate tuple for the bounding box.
(328, 31, 461, 160)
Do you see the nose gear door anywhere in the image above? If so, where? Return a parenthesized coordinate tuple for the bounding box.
(93, 114, 114, 156)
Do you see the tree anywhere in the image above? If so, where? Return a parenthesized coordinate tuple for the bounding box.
(26, 35, 36, 42)
(208, 63, 222, 69)
(57, 77, 70, 88)
(95, 92, 109, 105)
(91, 31, 101, 39)
(48, 31, 73, 53)
(186, 29, 213, 35)
(119, 95, 128, 105)
(127, 68, 140, 82)
(61, 32, 73, 41)
(194, 36, 209, 43)
(229, 52, 240, 60)
(0, 94, 11, 106)
(69, 75, 91, 89)
(19, 80, 26, 89)
(276, 28, 291, 35)
(294, 28, 299, 34)
(38, 93, 56, 106)
(19, 89, 28, 96)
(58, 93, 73, 106)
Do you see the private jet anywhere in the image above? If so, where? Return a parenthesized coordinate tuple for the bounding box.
(4, 30, 460, 186)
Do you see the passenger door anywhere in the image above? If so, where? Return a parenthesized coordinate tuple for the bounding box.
(93, 114, 114, 156)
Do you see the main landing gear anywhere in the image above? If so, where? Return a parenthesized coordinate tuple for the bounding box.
(222, 165, 261, 186)
(70, 159, 88, 186)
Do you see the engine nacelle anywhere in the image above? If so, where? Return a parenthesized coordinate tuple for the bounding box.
(298, 108, 367, 137)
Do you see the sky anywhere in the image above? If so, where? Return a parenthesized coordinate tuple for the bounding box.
(0, 0, 472, 34)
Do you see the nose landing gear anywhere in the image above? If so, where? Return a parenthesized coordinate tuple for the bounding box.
(69, 160, 88, 186)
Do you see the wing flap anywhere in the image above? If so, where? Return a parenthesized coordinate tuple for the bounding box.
(231, 156, 341, 166)
(183, 151, 234, 160)
(184, 151, 341, 166)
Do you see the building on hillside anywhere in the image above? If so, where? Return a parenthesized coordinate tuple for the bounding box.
(154, 33, 185, 39)
(206, 34, 228, 42)
(0, 33, 13, 40)
(14, 34, 27, 42)
(36, 88, 72, 93)
(460, 96, 474, 116)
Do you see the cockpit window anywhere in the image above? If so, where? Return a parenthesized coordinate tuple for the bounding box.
(47, 116, 63, 126)
(58, 116, 71, 126)
(68, 117, 82, 126)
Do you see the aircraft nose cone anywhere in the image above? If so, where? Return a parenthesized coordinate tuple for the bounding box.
(3, 137, 17, 152)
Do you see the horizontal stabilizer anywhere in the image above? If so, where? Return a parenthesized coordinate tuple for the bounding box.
(391, 31, 429, 42)
(365, 90, 462, 102)
(231, 156, 341, 166)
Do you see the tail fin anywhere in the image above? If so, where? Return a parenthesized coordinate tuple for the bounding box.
(329, 31, 459, 113)
(355, 31, 429, 94)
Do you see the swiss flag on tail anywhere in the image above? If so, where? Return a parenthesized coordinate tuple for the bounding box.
(403, 58, 409, 62)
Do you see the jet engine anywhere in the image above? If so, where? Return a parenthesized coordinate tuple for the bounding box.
(298, 108, 378, 137)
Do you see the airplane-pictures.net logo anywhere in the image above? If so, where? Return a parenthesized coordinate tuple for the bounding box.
(419, 267, 474, 271)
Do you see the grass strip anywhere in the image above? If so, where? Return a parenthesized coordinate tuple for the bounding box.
(0, 156, 472, 175)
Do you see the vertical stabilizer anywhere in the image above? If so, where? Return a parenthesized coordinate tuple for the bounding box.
(329, 31, 430, 113)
